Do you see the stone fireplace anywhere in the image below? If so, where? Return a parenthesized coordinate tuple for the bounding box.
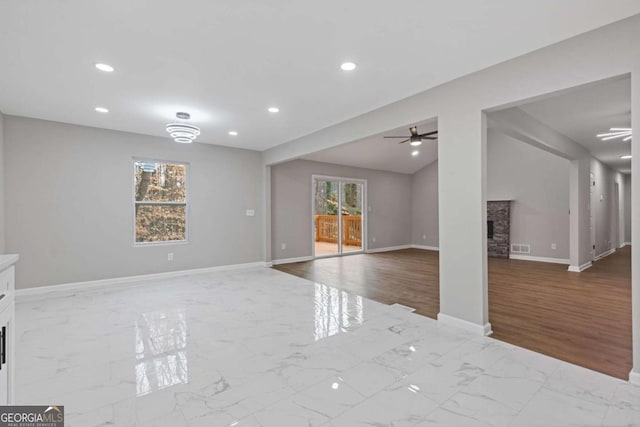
(487, 200, 511, 258)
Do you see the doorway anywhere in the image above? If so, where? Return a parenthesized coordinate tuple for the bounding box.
(312, 176, 366, 257)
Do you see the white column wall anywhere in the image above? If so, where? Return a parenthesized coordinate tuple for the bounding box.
(437, 108, 491, 334)
(631, 67, 640, 382)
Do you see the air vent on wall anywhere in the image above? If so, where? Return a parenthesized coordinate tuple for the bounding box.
(511, 244, 531, 254)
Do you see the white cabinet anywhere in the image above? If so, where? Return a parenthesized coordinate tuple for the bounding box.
(0, 256, 17, 405)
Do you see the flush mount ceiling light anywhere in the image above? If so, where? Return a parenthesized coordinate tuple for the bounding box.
(95, 106, 109, 113)
(268, 107, 280, 113)
(228, 130, 238, 136)
(340, 62, 357, 71)
(597, 127, 632, 142)
(621, 155, 632, 159)
(95, 63, 114, 72)
(411, 150, 419, 157)
(166, 112, 201, 143)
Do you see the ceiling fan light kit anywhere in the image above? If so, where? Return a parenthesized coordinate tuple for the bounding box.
(384, 126, 438, 146)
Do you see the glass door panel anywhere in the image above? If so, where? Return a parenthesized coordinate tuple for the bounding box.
(341, 182, 364, 253)
(313, 179, 340, 256)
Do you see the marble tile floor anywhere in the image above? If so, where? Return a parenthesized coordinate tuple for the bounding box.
(16, 267, 640, 426)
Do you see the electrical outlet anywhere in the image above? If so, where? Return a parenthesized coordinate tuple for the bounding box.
(422, 234, 427, 240)
(246, 209, 255, 217)
(281, 243, 286, 250)
(551, 243, 557, 250)
(168, 253, 174, 261)
(372, 237, 376, 243)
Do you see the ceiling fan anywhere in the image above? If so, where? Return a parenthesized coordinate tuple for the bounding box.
(384, 126, 438, 146)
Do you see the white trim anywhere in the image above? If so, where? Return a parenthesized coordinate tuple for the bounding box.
(594, 247, 616, 261)
(624, 242, 632, 246)
(133, 159, 190, 247)
(390, 303, 417, 313)
(366, 245, 411, 254)
(629, 369, 640, 386)
(16, 261, 264, 302)
(271, 256, 313, 265)
(263, 261, 273, 268)
(509, 254, 570, 265)
(437, 313, 493, 336)
(568, 261, 593, 273)
(411, 244, 440, 251)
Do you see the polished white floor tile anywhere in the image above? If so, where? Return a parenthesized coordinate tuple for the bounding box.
(15, 267, 640, 426)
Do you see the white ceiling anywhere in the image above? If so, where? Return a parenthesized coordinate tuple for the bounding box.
(519, 76, 631, 173)
(303, 120, 438, 174)
(1, 1, 639, 151)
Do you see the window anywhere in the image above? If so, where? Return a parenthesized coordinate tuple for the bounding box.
(134, 160, 188, 244)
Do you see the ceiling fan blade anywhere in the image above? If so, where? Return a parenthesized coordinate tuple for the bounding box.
(398, 139, 410, 144)
(422, 137, 438, 140)
(384, 136, 409, 138)
(419, 130, 438, 137)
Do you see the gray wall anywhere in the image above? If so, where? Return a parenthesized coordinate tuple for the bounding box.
(626, 173, 632, 243)
(487, 130, 571, 260)
(411, 161, 439, 248)
(4, 116, 263, 288)
(0, 111, 4, 253)
(271, 159, 411, 260)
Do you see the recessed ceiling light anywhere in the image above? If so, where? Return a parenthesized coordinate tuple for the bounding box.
(340, 62, 357, 71)
(268, 107, 280, 113)
(95, 63, 114, 72)
(411, 150, 419, 157)
(95, 107, 109, 113)
(621, 155, 632, 159)
(228, 131, 238, 136)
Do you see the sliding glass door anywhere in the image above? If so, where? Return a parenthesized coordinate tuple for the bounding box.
(313, 176, 365, 257)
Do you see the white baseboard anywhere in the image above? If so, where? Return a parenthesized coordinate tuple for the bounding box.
(366, 245, 411, 254)
(509, 254, 569, 265)
(16, 261, 265, 302)
(629, 369, 640, 386)
(594, 248, 616, 261)
(437, 313, 492, 336)
(624, 242, 632, 247)
(264, 261, 273, 268)
(568, 261, 593, 273)
(411, 244, 440, 251)
(271, 256, 313, 265)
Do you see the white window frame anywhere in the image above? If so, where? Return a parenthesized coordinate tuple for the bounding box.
(133, 158, 190, 246)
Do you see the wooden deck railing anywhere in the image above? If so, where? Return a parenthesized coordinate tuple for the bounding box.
(315, 215, 362, 246)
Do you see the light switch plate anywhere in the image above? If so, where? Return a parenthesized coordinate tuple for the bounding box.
(246, 209, 255, 216)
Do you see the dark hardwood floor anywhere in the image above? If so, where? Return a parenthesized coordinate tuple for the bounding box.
(489, 246, 631, 380)
(274, 247, 632, 380)
(275, 249, 440, 319)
